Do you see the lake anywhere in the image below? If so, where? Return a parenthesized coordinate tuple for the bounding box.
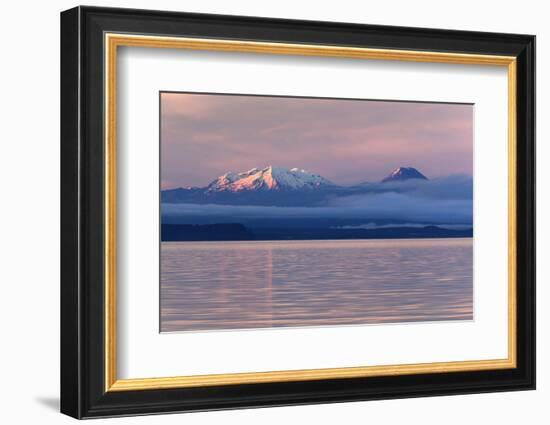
(160, 238, 473, 332)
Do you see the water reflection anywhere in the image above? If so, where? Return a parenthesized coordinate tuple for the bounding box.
(160, 238, 473, 332)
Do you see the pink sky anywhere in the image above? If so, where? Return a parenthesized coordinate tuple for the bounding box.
(161, 92, 473, 189)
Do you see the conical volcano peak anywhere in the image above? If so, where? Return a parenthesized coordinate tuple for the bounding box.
(381, 167, 428, 183)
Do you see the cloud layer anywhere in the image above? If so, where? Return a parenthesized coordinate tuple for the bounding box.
(162, 176, 473, 225)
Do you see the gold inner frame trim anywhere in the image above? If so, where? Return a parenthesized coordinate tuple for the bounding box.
(104, 33, 518, 392)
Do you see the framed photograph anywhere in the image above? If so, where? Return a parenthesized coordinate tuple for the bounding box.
(60, 6, 535, 419)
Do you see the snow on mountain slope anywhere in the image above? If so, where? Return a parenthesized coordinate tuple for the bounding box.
(206, 166, 335, 192)
(160, 165, 435, 206)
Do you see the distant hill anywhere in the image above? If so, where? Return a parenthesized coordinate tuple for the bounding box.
(161, 223, 472, 242)
(248, 225, 471, 241)
(162, 223, 255, 241)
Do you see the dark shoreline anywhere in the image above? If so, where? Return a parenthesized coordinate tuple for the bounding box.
(161, 223, 473, 242)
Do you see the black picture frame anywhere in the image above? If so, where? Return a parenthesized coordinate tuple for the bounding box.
(61, 5, 535, 419)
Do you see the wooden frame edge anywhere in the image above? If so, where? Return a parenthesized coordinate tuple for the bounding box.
(108, 358, 516, 391)
(103, 33, 518, 393)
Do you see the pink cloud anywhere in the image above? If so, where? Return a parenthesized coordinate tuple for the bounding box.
(161, 92, 473, 186)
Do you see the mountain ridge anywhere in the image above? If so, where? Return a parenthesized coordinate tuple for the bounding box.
(206, 165, 335, 193)
(162, 166, 430, 206)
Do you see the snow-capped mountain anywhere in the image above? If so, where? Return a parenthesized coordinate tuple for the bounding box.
(161, 165, 431, 206)
(207, 166, 334, 193)
(381, 167, 428, 183)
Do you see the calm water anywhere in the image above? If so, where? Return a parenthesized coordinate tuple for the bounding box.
(160, 238, 473, 332)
